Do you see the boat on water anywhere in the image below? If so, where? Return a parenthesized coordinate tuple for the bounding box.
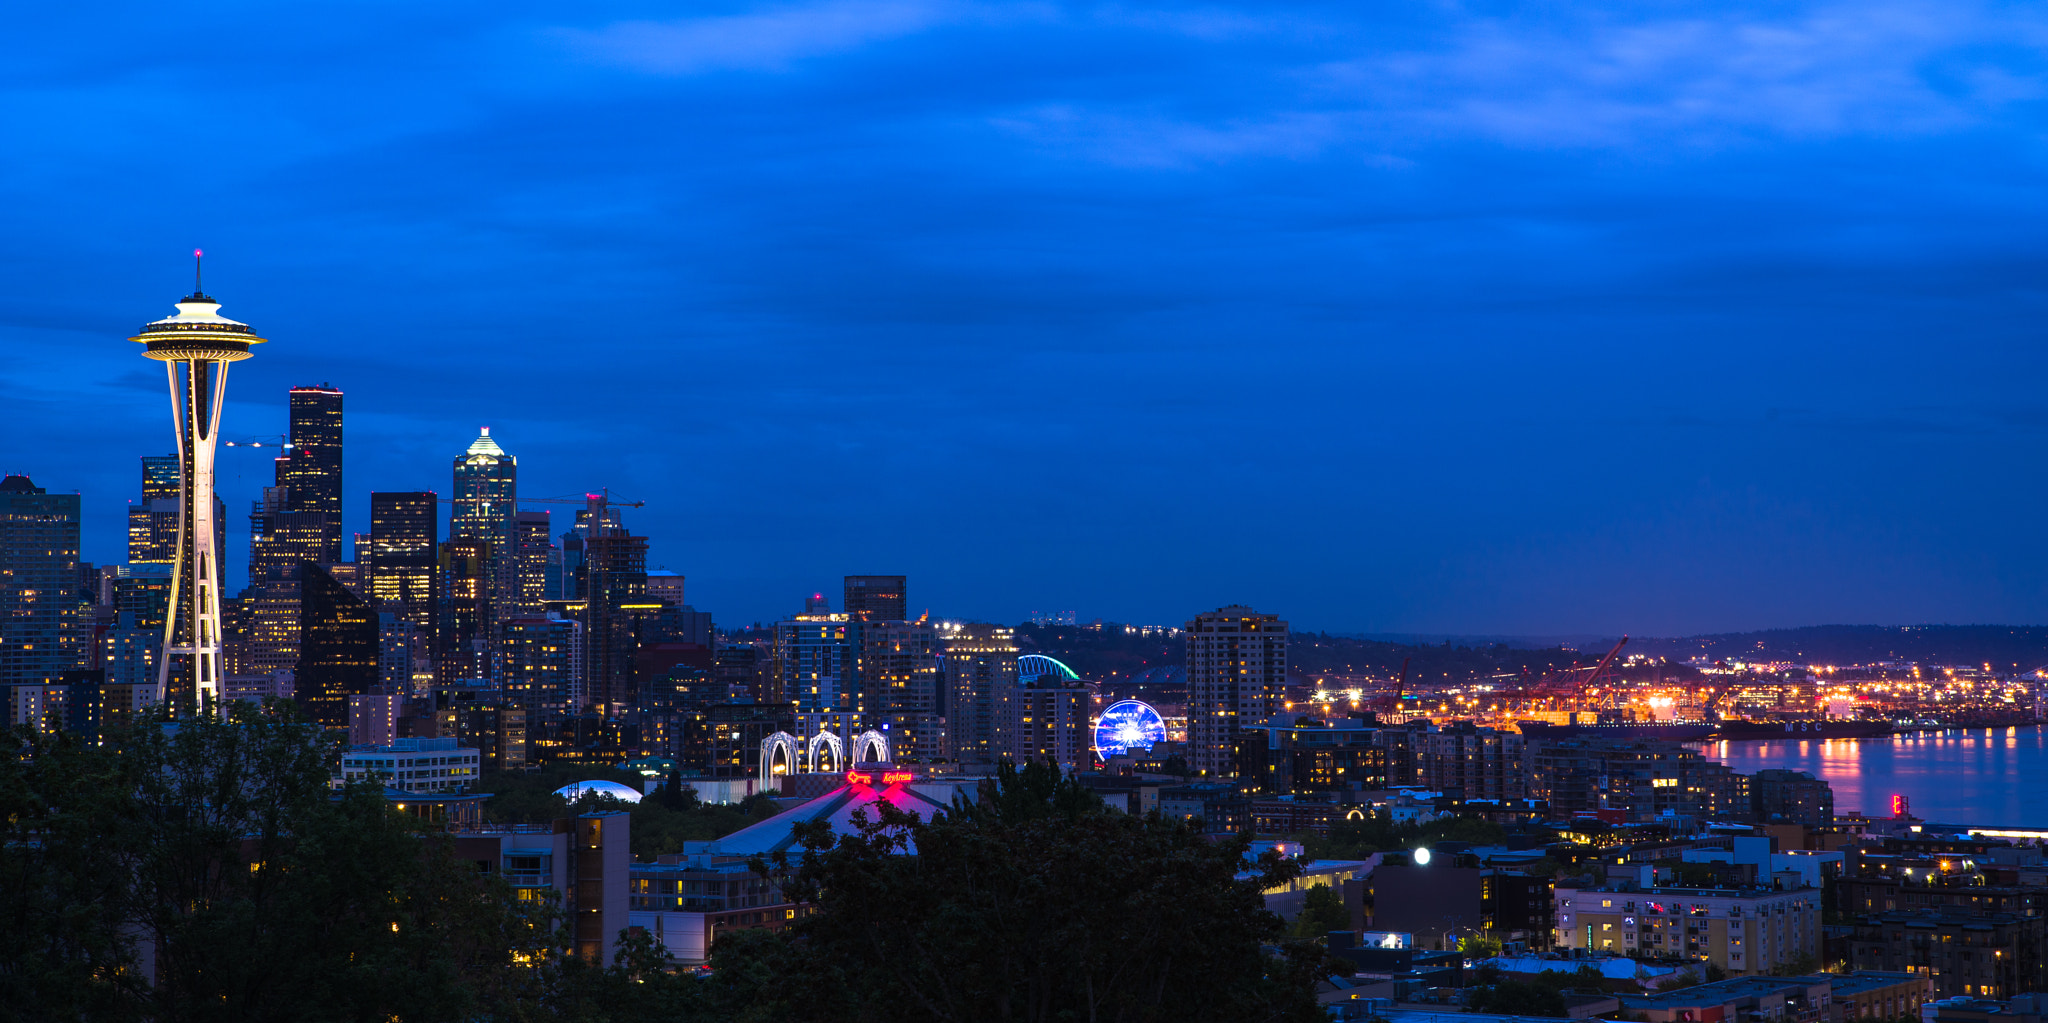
(1710, 718, 1894, 740)
(1515, 716, 1897, 741)
(1516, 719, 1718, 741)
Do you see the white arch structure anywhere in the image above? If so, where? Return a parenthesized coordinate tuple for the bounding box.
(807, 730, 845, 774)
(852, 729, 890, 764)
(760, 731, 800, 781)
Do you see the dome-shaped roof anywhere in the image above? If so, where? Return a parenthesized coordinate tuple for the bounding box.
(553, 779, 643, 804)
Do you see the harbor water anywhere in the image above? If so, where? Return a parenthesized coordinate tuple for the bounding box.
(1699, 725, 2048, 827)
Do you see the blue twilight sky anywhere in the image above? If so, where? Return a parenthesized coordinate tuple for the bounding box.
(5, 0, 2048, 635)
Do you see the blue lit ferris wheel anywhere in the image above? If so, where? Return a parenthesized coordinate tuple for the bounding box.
(1092, 699, 1167, 761)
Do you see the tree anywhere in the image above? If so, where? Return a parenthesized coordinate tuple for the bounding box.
(723, 764, 1325, 1023)
(1466, 980, 1569, 1017)
(1291, 883, 1350, 938)
(0, 724, 143, 1022)
(0, 708, 553, 1023)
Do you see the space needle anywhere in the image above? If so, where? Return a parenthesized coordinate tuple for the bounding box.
(131, 251, 265, 713)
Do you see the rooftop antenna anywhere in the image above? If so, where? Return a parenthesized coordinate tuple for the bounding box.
(193, 248, 203, 297)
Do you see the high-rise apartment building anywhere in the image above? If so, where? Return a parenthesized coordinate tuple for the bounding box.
(514, 510, 553, 618)
(1184, 605, 1288, 778)
(863, 619, 945, 761)
(140, 452, 179, 502)
(366, 491, 438, 679)
(577, 495, 649, 712)
(0, 476, 88, 687)
(375, 613, 419, 693)
(996, 684, 1093, 770)
(1413, 722, 1526, 800)
(107, 562, 173, 632)
(843, 575, 907, 622)
(247, 386, 345, 576)
(451, 428, 516, 619)
(775, 611, 862, 715)
(943, 623, 1019, 764)
(100, 611, 162, 690)
(128, 454, 227, 594)
(279, 385, 342, 517)
(645, 570, 684, 608)
(501, 617, 578, 719)
(438, 539, 492, 684)
(294, 563, 379, 728)
(129, 454, 178, 562)
(242, 568, 302, 681)
(248, 485, 333, 579)
(558, 511, 589, 601)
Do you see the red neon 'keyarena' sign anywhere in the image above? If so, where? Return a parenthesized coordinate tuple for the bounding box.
(845, 770, 916, 786)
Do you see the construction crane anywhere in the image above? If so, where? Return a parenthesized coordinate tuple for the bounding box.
(1383, 656, 1412, 712)
(220, 435, 290, 450)
(1578, 635, 1630, 702)
(1512, 635, 1630, 705)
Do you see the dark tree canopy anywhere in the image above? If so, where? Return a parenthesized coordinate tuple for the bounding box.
(2, 725, 1328, 1023)
(722, 760, 1328, 1023)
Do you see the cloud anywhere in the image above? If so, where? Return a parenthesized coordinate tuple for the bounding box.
(1324, 1, 2048, 146)
(979, 1, 2048, 166)
(558, 0, 995, 74)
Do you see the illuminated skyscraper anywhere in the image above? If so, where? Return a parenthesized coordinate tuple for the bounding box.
(775, 610, 862, 715)
(0, 476, 88, 687)
(248, 485, 331, 578)
(367, 491, 438, 629)
(279, 385, 342, 517)
(247, 384, 343, 578)
(451, 428, 516, 619)
(943, 623, 1019, 764)
(1184, 606, 1288, 779)
(130, 454, 226, 585)
(576, 493, 648, 712)
(843, 575, 907, 622)
(514, 509, 553, 617)
(294, 562, 378, 727)
(438, 538, 492, 683)
(863, 619, 945, 760)
(367, 491, 438, 689)
(131, 279, 264, 712)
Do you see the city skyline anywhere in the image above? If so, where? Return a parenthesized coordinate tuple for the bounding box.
(12, 2, 2048, 635)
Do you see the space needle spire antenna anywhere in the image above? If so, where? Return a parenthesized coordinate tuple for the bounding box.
(131, 253, 267, 715)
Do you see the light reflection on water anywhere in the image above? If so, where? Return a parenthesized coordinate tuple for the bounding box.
(1699, 725, 2048, 826)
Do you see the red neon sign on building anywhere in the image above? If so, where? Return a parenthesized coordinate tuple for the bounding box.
(844, 770, 916, 787)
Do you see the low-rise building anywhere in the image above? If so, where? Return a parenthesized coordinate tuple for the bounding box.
(1618, 975, 1831, 1023)
(1371, 860, 1555, 951)
(1236, 718, 1389, 795)
(1823, 971, 1929, 1021)
(1158, 783, 1250, 835)
(1920, 993, 2048, 1023)
(1555, 883, 1821, 974)
(1847, 909, 2046, 999)
(337, 736, 481, 793)
(451, 811, 630, 963)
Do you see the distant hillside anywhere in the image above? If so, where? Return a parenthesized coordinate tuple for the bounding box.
(1020, 624, 1599, 688)
(1017, 621, 2048, 687)
(1629, 625, 2048, 670)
